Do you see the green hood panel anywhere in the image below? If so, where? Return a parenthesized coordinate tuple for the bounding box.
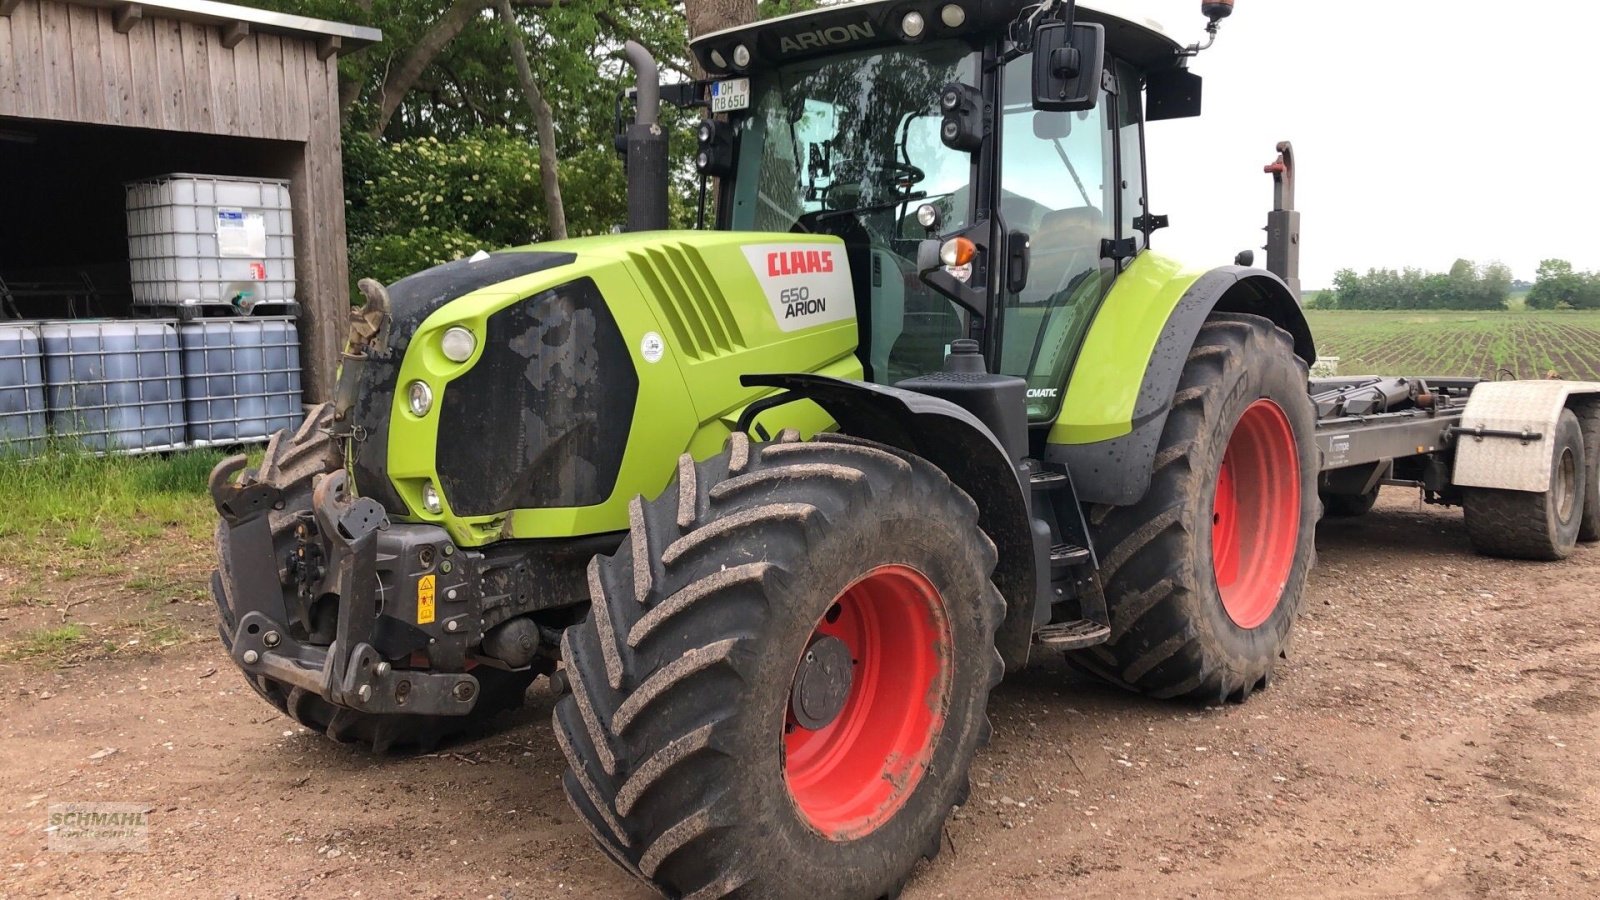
(372, 230, 861, 546)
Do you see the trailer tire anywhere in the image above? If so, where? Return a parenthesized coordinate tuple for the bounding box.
(1070, 313, 1318, 703)
(554, 432, 1004, 900)
(1579, 409, 1600, 543)
(1462, 409, 1586, 560)
(1320, 487, 1379, 518)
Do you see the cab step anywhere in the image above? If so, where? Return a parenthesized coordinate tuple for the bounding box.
(1049, 542, 1092, 566)
(1034, 619, 1111, 649)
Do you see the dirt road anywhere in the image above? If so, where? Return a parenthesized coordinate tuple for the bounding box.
(3, 492, 1598, 898)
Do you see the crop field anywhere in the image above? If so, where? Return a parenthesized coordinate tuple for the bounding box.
(1303, 309, 1600, 380)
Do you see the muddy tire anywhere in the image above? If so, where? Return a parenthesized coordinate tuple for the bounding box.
(1462, 409, 1586, 561)
(554, 432, 1004, 900)
(1321, 487, 1379, 518)
(1070, 313, 1319, 703)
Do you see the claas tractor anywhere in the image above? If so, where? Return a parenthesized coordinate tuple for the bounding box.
(208, 1, 1326, 896)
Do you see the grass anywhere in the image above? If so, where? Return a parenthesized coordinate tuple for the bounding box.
(0, 444, 236, 577)
(5, 624, 86, 661)
(1303, 309, 1600, 380)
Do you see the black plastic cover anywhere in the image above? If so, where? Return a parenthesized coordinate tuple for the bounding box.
(350, 251, 576, 515)
(435, 277, 637, 517)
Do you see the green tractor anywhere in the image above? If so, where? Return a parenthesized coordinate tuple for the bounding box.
(210, 0, 1319, 895)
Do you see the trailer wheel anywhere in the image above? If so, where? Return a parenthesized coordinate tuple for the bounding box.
(1462, 409, 1586, 560)
(554, 432, 1003, 900)
(1579, 409, 1600, 543)
(1320, 487, 1379, 518)
(1070, 313, 1319, 703)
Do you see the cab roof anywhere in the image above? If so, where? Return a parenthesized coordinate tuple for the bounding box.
(691, 0, 1185, 76)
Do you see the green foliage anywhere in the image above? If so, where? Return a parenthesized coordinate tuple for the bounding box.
(1327, 260, 1512, 310)
(1527, 258, 1600, 310)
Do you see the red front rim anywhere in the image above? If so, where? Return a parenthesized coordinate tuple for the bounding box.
(1212, 399, 1301, 629)
(783, 564, 952, 841)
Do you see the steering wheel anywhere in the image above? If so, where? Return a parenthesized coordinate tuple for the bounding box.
(883, 161, 926, 189)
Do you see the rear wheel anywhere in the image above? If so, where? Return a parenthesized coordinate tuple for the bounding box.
(1320, 486, 1379, 518)
(555, 432, 1004, 899)
(1070, 313, 1319, 702)
(1462, 409, 1586, 560)
(1578, 408, 1599, 543)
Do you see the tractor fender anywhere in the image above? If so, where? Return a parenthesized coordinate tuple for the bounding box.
(1047, 265, 1316, 506)
(741, 373, 1038, 672)
(1452, 380, 1600, 492)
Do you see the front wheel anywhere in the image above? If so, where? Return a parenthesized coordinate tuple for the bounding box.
(1071, 313, 1320, 703)
(555, 432, 1004, 899)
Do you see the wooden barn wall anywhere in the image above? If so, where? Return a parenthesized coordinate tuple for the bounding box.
(0, 0, 351, 402)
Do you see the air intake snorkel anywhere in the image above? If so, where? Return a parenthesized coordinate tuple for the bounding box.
(623, 41, 669, 232)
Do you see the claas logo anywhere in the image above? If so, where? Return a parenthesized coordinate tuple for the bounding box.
(767, 249, 835, 278)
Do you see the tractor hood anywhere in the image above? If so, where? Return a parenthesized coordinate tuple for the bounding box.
(345, 230, 861, 547)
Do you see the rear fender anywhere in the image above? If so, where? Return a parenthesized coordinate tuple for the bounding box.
(1047, 264, 1316, 506)
(1453, 380, 1600, 492)
(741, 373, 1039, 672)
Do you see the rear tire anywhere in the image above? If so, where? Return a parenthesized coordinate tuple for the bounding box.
(554, 432, 1004, 900)
(1321, 487, 1379, 518)
(1070, 313, 1319, 703)
(1462, 409, 1586, 560)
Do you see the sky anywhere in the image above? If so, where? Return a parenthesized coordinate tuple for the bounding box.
(1129, 0, 1600, 288)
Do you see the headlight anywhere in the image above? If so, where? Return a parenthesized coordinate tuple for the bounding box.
(916, 203, 942, 230)
(441, 326, 477, 363)
(901, 11, 926, 38)
(940, 5, 966, 27)
(407, 380, 433, 417)
(421, 483, 443, 515)
(732, 44, 751, 68)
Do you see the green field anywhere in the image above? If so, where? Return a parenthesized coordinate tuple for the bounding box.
(1302, 310, 1600, 381)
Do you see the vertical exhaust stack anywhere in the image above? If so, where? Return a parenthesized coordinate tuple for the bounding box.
(623, 41, 669, 233)
(1264, 141, 1301, 300)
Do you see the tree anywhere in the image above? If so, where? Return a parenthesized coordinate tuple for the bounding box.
(495, 0, 567, 239)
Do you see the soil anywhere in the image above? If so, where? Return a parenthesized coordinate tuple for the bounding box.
(3, 491, 1598, 898)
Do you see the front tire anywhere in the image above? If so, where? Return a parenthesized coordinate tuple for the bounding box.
(555, 432, 1004, 899)
(1071, 313, 1319, 703)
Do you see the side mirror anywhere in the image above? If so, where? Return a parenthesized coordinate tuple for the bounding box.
(1032, 22, 1105, 112)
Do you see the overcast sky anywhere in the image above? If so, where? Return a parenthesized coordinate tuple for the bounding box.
(1132, 0, 1600, 287)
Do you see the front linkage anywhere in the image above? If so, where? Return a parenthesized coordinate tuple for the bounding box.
(209, 406, 547, 748)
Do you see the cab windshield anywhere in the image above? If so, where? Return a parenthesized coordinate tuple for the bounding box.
(729, 41, 977, 383)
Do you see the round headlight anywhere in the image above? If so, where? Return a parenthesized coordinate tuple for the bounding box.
(709, 48, 727, 69)
(901, 11, 926, 38)
(732, 44, 751, 68)
(441, 326, 477, 363)
(407, 380, 433, 417)
(421, 483, 443, 515)
(916, 203, 942, 230)
(940, 4, 966, 27)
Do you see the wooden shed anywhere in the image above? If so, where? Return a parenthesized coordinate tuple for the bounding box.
(0, 0, 381, 402)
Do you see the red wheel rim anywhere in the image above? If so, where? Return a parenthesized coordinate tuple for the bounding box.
(1212, 399, 1301, 629)
(783, 564, 952, 840)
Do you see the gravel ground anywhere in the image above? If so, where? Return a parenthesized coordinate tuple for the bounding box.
(2, 490, 1598, 898)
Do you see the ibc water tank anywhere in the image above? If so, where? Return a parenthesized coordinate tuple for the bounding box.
(180, 317, 304, 445)
(0, 322, 47, 457)
(41, 320, 187, 453)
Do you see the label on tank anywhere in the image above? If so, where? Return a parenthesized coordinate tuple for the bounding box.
(741, 244, 855, 333)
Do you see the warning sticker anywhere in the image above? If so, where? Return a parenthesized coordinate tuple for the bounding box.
(740, 243, 856, 333)
(417, 574, 437, 625)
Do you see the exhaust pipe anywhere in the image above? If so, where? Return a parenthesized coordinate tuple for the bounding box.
(623, 41, 669, 232)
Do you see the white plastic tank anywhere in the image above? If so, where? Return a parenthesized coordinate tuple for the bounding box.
(41, 320, 187, 453)
(0, 322, 47, 457)
(125, 174, 296, 311)
(180, 317, 304, 445)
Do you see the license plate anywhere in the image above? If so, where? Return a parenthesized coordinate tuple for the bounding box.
(710, 78, 751, 113)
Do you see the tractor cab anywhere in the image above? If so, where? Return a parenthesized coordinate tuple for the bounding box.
(688, 0, 1206, 420)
